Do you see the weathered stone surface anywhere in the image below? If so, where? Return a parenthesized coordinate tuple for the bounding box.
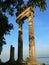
(16, 5, 42, 65)
(16, 6, 34, 24)
(28, 15, 35, 61)
(17, 23, 23, 62)
(10, 45, 14, 61)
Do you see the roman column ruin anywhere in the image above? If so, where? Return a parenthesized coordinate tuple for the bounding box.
(28, 12, 35, 61)
(16, 5, 42, 65)
(18, 22, 23, 62)
(10, 45, 14, 61)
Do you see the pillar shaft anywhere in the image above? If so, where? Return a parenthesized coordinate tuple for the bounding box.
(10, 45, 14, 61)
(18, 23, 23, 62)
(28, 13, 35, 60)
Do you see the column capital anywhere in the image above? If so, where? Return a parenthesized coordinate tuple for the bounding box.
(16, 20, 24, 25)
(18, 21, 24, 32)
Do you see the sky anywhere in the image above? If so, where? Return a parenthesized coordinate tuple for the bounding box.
(0, 0, 49, 63)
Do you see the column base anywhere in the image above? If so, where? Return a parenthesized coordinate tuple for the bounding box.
(16, 60, 27, 65)
(16, 59, 24, 63)
(25, 58, 43, 65)
(26, 61, 43, 65)
(15, 58, 45, 65)
(15, 60, 44, 65)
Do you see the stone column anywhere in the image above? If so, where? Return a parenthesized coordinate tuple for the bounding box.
(10, 45, 14, 61)
(28, 13, 35, 61)
(18, 22, 23, 62)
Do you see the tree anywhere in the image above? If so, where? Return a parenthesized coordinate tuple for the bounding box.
(0, 12, 13, 54)
(0, 0, 46, 13)
(0, 0, 47, 54)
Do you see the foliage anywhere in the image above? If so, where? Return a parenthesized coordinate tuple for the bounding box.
(0, 0, 47, 15)
(0, 0, 24, 15)
(27, 0, 47, 11)
(0, 12, 13, 54)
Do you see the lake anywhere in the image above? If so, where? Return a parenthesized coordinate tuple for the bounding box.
(36, 57, 49, 65)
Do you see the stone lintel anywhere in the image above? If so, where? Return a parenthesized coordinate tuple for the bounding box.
(16, 5, 34, 24)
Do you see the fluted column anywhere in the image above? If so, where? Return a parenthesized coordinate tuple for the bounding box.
(18, 22, 23, 62)
(28, 13, 35, 61)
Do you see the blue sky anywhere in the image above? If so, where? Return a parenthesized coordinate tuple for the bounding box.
(0, 0, 49, 62)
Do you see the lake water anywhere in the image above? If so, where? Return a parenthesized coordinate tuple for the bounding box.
(36, 57, 49, 65)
